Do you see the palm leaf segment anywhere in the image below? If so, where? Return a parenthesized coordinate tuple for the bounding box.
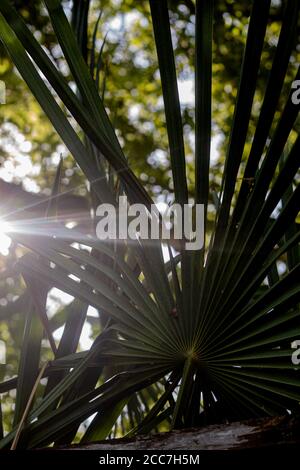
(0, 0, 299, 447)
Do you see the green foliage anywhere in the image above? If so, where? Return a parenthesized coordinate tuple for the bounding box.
(0, 0, 299, 448)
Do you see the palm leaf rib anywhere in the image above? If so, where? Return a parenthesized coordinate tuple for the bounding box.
(0, 0, 299, 447)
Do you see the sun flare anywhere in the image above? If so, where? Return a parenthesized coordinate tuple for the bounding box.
(0, 221, 12, 256)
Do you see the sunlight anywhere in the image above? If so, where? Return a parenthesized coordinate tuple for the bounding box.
(0, 221, 12, 256)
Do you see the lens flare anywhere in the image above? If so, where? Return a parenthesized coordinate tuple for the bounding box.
(0, 221, 12, 256)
